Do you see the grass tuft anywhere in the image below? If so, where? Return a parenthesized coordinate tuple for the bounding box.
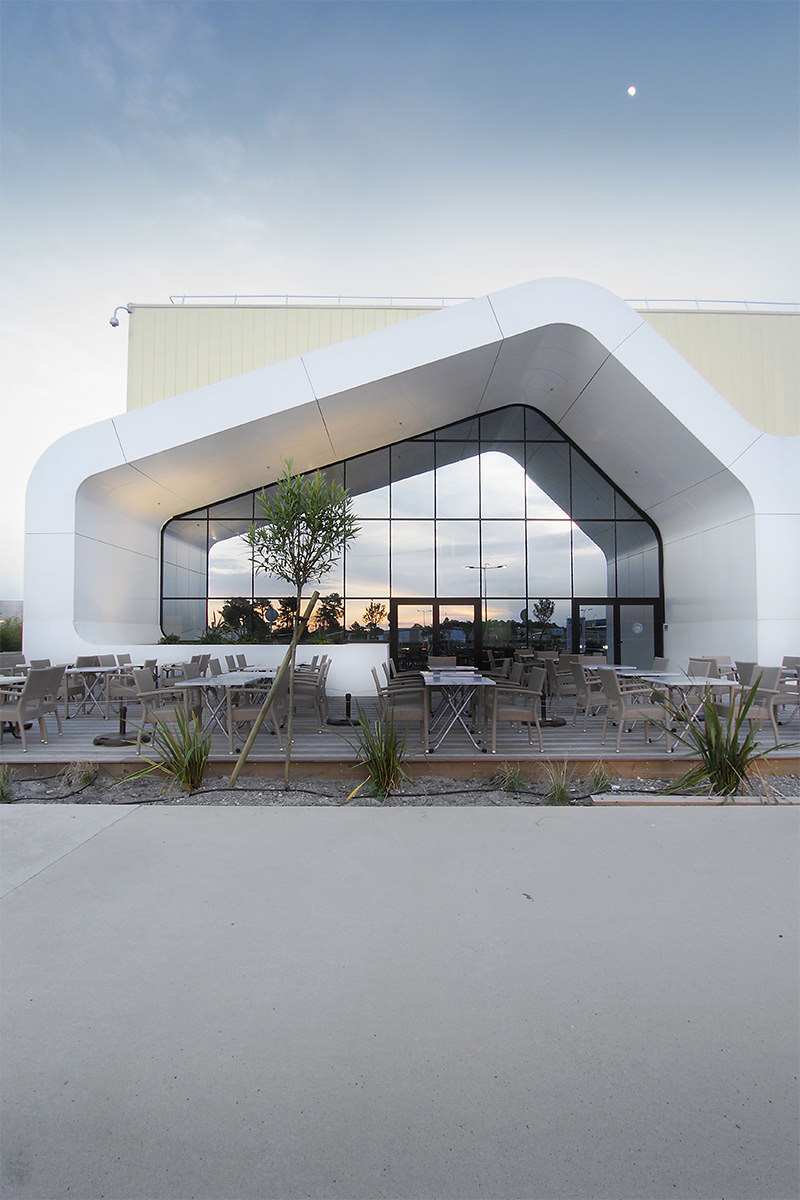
(541, 759, 573, 804)
(128, 710, 212, 793)
(589, 761, 612, 793)
(346, 706, 410, 801)
(493, 761, 524, 793)
(59, 761, 98, 789)
(0, 764, 17, 803)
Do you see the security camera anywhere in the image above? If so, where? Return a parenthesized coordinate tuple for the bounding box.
(109, 315, 120, 327)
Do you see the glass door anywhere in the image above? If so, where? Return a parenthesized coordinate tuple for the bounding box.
(571, 599, 663, 666)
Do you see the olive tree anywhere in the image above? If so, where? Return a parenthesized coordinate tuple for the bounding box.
(243, 460, 359, 787)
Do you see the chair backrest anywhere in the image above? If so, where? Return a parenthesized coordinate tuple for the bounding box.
(132, 669, 155, 698)
(735, 661, 757, 686)
(597, 667, 624, 709)
(688, 658, 712, 678)
(509, 662, 524, 685)
(75, 655, 99, 668)
(44, 664, 66, 699)
(753, 666, 781, 697)
(652, 656, 669, 671)
(236, 654, 248, 670)
(99, 654, 116, 668)
(18, 668, 54, 708)
(570, 662, 596, 705)
(30, 658, 51, 669)
(226, 654, 238, 672)
(0, 651, 25, 670)
(209, 658, 223, 676)
(524, 666, 546, 697)
(178, 661, 203, 681)
(428, 656, 456, 668)
(116, 653, 132, 666)
(782, 655, 799, 671)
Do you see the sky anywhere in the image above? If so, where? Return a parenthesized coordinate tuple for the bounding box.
(1, 0, 798, 600)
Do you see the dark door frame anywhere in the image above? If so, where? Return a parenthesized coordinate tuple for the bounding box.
(570, 597, 665, 663)
(389, 598, 483, 668)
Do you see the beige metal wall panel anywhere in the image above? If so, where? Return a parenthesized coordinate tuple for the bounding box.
(127, 305, 437, 409)
(640, 313, 799, 435)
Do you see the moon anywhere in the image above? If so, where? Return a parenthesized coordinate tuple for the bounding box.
(627, 85, 637, 96)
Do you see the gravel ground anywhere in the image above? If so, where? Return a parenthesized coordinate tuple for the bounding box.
(2, 768, 798, 806)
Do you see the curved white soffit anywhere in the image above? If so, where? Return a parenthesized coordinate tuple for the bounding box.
(27, 277, 772, 542)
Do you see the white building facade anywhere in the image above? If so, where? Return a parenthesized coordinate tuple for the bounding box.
(23, 279, 799, 691)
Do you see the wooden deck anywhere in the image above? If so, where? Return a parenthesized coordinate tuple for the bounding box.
(1, 692, 798, 782)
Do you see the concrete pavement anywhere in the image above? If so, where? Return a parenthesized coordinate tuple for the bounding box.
(2, 804, 798, 1199)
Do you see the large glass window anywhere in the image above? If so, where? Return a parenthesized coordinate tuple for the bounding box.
(160, 405, 662, 644)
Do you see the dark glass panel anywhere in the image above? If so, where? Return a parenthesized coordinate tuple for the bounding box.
(571, 451, 615, 519)
(526, 442, 571, 516)
(391, 520, 434, 594)
(345, 599, 389, 642)
(436, 453, 479, 518)
(480, 522, 526, 595)
(436, 416, 480, 440)
(437, 520, 480, 593)
(208, 496, 254, 521)
(481, 450, 525, 518)
(480, 407, 524, 440)
(527, 520, 572, 596)
(161, 599, 207, 641)
(571, 522, 613, 596)
(208, 537, 252, 599)
(391, 442, 434, 517)
(345, 520, 390, 594)
(524, 409, 565, 441)
(346, 449, 390, 518)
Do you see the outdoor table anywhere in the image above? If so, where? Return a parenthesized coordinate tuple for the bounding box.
(637, 672, 741, 725)
(166, 671, 273, 738)
(0, 675, 28, 690)
(421, 669, 495, 752)
(63, 665, 118, 718)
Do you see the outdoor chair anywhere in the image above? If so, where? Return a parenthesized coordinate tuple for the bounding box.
(597, 667, 671, 754)
(428, 656, 457, 668)
(485, 654, 512, 680)
(0, 652, 26, 675)
(0, 667, 63, 751)
(131, 669, 203, 753)
(371, 667, 429, 752)
(291, 658, 331, 730)
(570, 662, 605, 730)
(29, 658, 51, 669)
(226, 676, 286, 755)
(718, 666, 783, 746)
(485, 666, 545, 754)
(735, 661, 758, 686)
(545, 658, 577, 718)
(652, 656, 669, 671)
(106, 658, 138, 715)
(225, 655, 239, 672)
